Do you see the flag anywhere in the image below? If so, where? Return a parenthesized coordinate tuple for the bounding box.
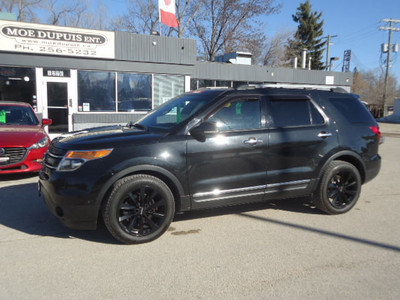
(159, 0, 179, 27)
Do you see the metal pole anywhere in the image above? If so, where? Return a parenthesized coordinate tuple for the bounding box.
(383, 20, 393, 117)
(325, 35, 331, 70)
(301, 49, 307, 69)
(324, 35, 338, 71)
(380, 19, 400, 117)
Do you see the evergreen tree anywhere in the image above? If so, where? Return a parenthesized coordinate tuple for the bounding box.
(285, 1, 326, 70)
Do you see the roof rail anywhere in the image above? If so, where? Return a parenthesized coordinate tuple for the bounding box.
(236, 83, 350, 93)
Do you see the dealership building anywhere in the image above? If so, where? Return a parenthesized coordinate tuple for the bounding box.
(0, 19, 353, 134)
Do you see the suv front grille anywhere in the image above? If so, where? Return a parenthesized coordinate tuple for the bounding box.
(44, 145, 67, 169)
(0, 147, 27, 166)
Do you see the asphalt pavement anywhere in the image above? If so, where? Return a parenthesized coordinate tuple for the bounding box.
(0, 123, 399, 299)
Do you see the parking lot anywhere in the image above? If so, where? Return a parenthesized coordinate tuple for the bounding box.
(1, 124, 400, 299)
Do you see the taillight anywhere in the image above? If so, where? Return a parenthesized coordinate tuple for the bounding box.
(370, 126, 384, 144)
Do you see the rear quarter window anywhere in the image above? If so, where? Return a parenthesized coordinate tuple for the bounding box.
(329, 97, 375, 123)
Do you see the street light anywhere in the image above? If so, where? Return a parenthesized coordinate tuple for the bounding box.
(328, 57, 340, 71)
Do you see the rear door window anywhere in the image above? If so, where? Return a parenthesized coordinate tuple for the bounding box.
(268, 97, 324, 127)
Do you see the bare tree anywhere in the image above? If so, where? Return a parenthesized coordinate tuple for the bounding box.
(45, 0, 87, 26)
(263, 30, 292, 67)
(111, 0, 159, 35)
(352, 69, 399, 109)
(0, 0, 44, 22)
(111, 0, 200, 37)
(190, 0, 280, 61)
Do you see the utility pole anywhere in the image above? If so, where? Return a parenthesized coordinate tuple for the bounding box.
(323, 35, 338, 71)
(380, 19, 400, 117)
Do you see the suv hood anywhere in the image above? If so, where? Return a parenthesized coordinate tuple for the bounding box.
(0, 125, 47, 147)
(53, 125, 164, 148)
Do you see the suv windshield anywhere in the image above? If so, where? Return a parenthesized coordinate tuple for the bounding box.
(0, 105, 39, 126)
(136, 90, 226, 131)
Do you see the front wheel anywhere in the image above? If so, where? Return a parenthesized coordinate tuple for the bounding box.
(102, 174, 175, 244)
(314, 161, 361, 215)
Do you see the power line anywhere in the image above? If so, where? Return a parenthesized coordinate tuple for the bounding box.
(336, 22, 380, 44)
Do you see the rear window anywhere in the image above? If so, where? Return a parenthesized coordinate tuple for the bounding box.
(329, 97, 375, 123)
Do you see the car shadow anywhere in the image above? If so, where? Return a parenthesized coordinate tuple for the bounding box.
(0, 181, 118, 245)
(173, 197, 321, 222)
(0, 180, 321, 245)
(0, 173, 39, 181)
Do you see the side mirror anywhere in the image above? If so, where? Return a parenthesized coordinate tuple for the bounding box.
(42, 118, 52, 126)
(189, 121, 218, 141)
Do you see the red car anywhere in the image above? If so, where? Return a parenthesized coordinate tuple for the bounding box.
(0, 101, 52, 174)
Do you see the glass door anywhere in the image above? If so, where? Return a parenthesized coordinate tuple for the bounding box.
(47, 82, 69, 134)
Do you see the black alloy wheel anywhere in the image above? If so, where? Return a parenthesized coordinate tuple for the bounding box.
(103, 174, 175, 244)
(314, 160, 361, 215)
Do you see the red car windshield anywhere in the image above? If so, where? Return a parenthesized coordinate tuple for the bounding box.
(0, 105, 39, 126)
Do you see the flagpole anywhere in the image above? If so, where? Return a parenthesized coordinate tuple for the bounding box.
(158, 1, 162, 36)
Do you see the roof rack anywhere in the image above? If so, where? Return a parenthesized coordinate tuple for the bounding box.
(236, 83, 349, 93)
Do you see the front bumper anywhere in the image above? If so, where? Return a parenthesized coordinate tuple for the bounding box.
(0, 149, 46, 174)
(38, 171, 100, 230)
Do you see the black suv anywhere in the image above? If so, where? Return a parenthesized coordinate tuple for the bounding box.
(39, 87, 383, 244)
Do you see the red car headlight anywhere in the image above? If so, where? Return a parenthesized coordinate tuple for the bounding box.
(28, 137, 49, 150)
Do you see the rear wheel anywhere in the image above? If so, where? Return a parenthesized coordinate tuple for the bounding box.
(314, 160, 361, 214)
(103, 174, 175, 244)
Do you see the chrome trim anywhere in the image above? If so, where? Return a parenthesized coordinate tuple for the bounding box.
(44, 163, 57, 170)
(193, 185, 266, 199)
(46, 152, 64, 159)
(193, 179, 311, 202)
(243, 138, 263, 145)
(318, 132, 333, 138)
(194, 191, 265, 202)
(266, 179, 310, 188)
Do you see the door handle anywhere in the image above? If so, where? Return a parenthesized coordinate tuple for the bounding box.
(244, 137, 263, 145)
(318, 132, 333, 138)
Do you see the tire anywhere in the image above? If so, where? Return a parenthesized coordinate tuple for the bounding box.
(314, 160, 361, 215)
(102, 174, 175, 244)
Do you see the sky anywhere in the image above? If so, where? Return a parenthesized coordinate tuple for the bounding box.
(262, 0, 400, 80)
(106, 0, 400, 81)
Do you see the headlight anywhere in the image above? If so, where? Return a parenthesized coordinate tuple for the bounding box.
(58, 149, 113, 171)
(29, 137, 49, 149)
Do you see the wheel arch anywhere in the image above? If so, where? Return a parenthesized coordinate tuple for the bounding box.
(319, 151, 366, 183)
(96, 164, 189, 215)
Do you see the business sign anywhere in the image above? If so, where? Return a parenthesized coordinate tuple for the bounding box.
(0, 20, 115, 59)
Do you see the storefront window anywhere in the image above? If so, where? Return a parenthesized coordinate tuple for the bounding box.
(0, 66, 36, 108)
(198, 79, 215, 88)
(232, 81, 249, 88)
(117, 73, 152, 112)
(215, 81, 232, 87)
(190, 79, 198, 91)
(78, 71, 116, 112)
(154, 75, 184, 108)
